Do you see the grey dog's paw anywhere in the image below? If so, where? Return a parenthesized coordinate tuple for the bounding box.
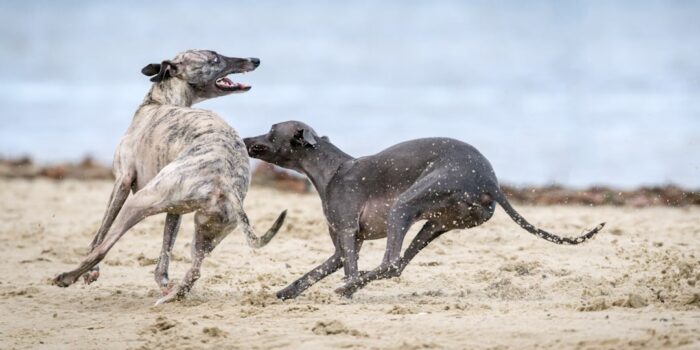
(333, 284, 356, 299)
(275, 289, 296, 301)
(342, 271, 369, 282)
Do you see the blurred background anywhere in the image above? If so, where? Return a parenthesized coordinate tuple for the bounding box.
(0, 0, 698, 188)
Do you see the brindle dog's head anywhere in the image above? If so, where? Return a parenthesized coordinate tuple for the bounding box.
(243, 121, 329, 170)
(141, 50, 259, 103)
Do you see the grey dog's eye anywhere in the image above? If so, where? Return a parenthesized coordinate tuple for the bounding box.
(210, 56, 219, 64)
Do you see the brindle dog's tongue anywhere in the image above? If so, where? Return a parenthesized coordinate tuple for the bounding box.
(216, 77, 234, 87)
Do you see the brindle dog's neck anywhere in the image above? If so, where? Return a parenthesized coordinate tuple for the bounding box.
(297, 142, 354, 198)
(141, 79, 195, 107)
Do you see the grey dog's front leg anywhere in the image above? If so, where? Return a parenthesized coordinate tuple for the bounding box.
(276, 253, 342, 300)
(332, 229, 362, 298)
(338, 229, 360, 280)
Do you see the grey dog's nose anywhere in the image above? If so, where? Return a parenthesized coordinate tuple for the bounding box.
(249, 57, 260, 66)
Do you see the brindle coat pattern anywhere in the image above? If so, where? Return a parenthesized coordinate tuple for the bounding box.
(244, 121, 604, 299)
(52, 50, 286, 305)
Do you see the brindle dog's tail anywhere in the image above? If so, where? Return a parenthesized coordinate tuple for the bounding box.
(490, 189, 604, 245)
(236, 208, 287, 248)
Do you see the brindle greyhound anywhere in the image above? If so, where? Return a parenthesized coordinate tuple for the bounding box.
(52, 50, 286, 305)
(244, 121, 604, 299)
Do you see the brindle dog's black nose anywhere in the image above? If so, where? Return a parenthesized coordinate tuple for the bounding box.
(249, 58, 260, 67)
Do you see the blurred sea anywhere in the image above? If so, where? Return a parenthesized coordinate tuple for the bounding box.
(0, 0, 698, 188)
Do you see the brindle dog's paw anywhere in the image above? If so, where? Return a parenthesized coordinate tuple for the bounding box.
(154, 288, 182, 306)
(82, 268, 100, 285)
(154, 283, 189, 306)
(160, 280, 177, 296)
(53, 272, 78, 288)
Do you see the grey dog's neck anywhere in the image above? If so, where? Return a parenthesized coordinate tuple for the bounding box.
(298, 142, 354, 198)
(141, 79, 196, 107)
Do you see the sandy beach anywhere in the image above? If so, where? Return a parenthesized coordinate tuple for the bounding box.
(0, 178, 698, 349)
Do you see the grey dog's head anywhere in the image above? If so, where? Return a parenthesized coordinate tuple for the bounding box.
(141, 50, 259, 102)
(244, 121, 329, 170)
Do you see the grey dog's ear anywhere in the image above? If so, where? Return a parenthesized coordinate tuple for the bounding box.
(292, 128, 317, 148)
(141, 61, 176, 82)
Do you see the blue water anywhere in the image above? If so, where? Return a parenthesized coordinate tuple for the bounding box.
(0, 0, 698, 188)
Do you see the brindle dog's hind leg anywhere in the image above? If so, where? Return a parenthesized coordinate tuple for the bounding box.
(53, 185, 165, 288)
(155, 210, 232, 305)
(83, 175, 134, 284)
(154, 213, 181, 292)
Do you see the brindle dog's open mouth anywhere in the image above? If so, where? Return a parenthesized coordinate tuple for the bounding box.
(215, 75, 251, 92)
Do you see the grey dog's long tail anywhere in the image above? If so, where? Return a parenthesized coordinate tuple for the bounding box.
(491, 189, 604, 245)
(236, 208, 287, 248)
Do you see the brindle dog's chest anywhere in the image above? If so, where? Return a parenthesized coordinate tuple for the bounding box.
(125, 107, 235, 190)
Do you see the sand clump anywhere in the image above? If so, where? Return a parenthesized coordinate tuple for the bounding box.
(311, 320, 367, 337)
(613, 293, 649, 308)
(485, 278, 527, 300)
(136, 253, 158, 266)
(499, 260, 541, 276)
(202, 326, 228, 338)
(239, 288, 279, 308)
(387, 305, 417, 315)
(147, 316, 178, 333)
(578, 294, 648, 312)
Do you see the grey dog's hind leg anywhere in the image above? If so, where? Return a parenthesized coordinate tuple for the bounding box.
(154, 213, 182, 291)
(336, 221, 446, 297)
(397, 221, 447, 273)
(276, 252, 343, 300)
(336, 176, 447, 297)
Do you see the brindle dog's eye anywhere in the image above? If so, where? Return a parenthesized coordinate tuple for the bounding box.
(210, 56, 219, 64)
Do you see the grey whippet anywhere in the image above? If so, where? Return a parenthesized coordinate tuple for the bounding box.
(53, 50, 286, 305)
(243, 121, 605, 299)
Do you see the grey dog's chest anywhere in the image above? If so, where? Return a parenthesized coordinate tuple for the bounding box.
(357, 196, 396, 240)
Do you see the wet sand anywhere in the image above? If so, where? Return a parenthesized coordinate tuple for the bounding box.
(0, 179, 698, 349)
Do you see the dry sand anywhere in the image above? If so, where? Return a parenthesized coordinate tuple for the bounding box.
(0, 179, 698, 349)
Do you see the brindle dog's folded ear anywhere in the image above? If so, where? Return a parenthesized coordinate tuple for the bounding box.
(292, 128, 318, 148)
(141, 63, 161, 77)
(141, 61, 176, 82)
